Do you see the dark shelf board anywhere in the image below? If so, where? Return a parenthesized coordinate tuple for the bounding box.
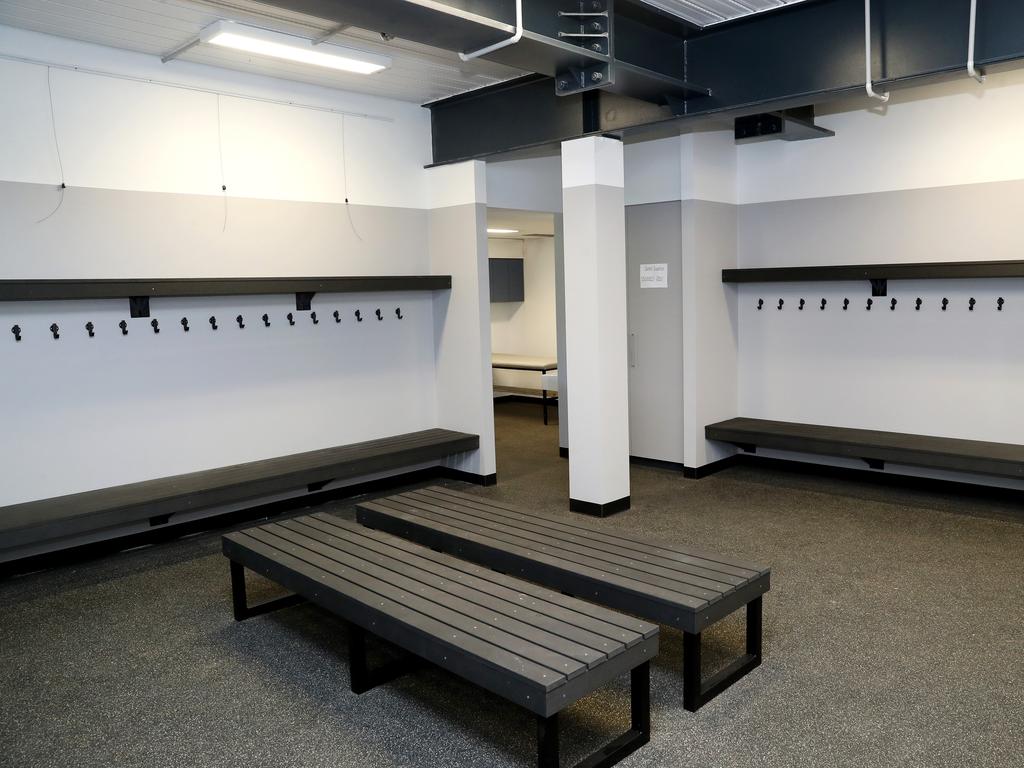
(722, 260, 1024, 284)
(0, 276, 452, 303)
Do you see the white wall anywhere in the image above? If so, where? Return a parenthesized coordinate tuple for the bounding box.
(486, 155, 562, 213)
(489, 237, 558, 390)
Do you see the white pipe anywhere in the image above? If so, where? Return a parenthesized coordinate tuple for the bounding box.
(459, 0, 523, 61)
(968, 0, 986, 83)
(864, 0, 890, 102)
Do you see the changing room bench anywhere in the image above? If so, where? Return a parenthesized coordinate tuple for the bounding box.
(223, 513, 658, 768)
(357, 486, 771, 712)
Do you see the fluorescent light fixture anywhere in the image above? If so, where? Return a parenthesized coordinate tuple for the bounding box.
(199, 21, 391, 74)
(487, 228, 520, 234)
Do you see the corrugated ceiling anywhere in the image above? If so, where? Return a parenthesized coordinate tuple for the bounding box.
(637, 0, 813, 28)
(0, 0, 528, 103)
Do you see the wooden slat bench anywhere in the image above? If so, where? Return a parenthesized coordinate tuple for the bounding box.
(706, 417, 1024, 478)
(0, 428, 478, 559)
(357, 486, 770, 712)
(223, 513, 658, 768)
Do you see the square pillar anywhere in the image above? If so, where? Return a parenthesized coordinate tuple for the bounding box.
(561, 136, 630, 515)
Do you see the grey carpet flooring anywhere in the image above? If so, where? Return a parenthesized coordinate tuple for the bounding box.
(2, 401, 1023, 768)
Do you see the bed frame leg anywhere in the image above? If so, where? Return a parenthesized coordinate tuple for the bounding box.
(683, 597, 764, 712)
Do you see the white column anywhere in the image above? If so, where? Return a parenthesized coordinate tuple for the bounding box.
(427, 160, 496, 481)
(561, 136, 630, 515)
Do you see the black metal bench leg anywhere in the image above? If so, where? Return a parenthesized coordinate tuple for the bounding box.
(537, 661, 650, 768)
(683, 597, 764, 712)
(542, 389, 549, 425)
(229, 560, 306, 621)
(348, 623, 425, 695)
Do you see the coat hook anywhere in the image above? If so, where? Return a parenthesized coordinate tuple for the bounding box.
(311, 311, 319, 325)
(997, 297, 1005, 311)
(941, 298, 949, 311)
(375, 308, 383, 321)
(866, 298, 873, 311)
(209, 316, 218, 330)
(86, 321, 95, 338)
(757, 298, 764, 311)
(11, 324, 22, 342)
(843, 298, 849, 311)
(50, 323, 60, 340)
(890, 298, 897, 311)
(355, 310, 363, 322)
(395, 307, 404, 320)
(236, 314, 245, 329)
(119, 320, 128, 336)
(262, 313, 270, 327)
(151, 319, 160, 334)
(820, 298, 827, 311)
(969, 297, 976, 311)
(181, 317, 190, 333)
(915, 298, 922, 311)
(333, 310, 341, 323)
(798, 298, 805, 311)
(777, 298, 784, 310)
(287, 312, 295, 326)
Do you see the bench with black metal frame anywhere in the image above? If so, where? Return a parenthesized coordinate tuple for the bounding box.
(224, 514, 658, 768)
(357, 485, 770, 712)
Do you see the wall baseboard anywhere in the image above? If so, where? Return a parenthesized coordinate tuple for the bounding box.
(558, 447, 689, 474)
(683, 455, 740, 478)
(570, 496, 631, 517)
(440, 468, 498, 486)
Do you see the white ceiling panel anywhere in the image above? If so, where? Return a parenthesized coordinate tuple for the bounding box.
(0, 0, 528, 103)
(637, 0, 814, 28)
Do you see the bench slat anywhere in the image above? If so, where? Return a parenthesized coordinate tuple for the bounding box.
(245, 525, 589, 682)
(293, 516, 635, 655)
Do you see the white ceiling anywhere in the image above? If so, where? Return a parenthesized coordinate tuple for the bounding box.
(487, 209, 555, 239)
(0, 0, 528, 103)
(638, 0, 813, 27)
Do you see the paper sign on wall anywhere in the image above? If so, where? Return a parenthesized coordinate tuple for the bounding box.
(640, 263, 668, 288)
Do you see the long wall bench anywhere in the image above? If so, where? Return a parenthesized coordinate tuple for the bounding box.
(705, 418, 1024, 480)
(0, 428, 479, 562)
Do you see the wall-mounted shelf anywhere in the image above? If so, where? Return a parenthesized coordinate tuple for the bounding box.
(0, 276, 452, 316)
(722, 260, 1024, 297)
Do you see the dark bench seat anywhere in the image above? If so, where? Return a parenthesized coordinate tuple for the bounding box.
(0, 429, 478, 558)
(223, 513, 658, 768)
(705, 417, 1024, 478)
(356, 486, 770, 712)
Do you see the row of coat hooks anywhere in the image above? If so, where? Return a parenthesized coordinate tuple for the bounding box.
(9, 307, 405, 341)
(757, 297, 1007, 312)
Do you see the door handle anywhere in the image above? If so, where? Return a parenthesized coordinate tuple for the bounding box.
(629, 333, 637, 368)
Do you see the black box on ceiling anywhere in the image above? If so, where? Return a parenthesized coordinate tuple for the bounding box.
(489, 258, 524, 303)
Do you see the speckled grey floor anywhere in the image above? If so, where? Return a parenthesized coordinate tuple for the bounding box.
(2, 402, 1023, 768)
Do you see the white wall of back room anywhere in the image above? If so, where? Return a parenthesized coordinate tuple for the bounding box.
(0, 25, 490, 509)
(734, 69, 1024, 488)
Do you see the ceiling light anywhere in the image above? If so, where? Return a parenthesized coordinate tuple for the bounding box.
(198, 21, 391, 74)
(487, 228, 520, 234)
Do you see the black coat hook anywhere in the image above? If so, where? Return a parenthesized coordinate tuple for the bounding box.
(915, 298, 922, 311)
(262, 313, 270, 327)
(236, 314, 245, 329)
(311, 311, 319, 325)
(11, 324, 22, 342)
(209, 316, 218, 330)
(287, 312, 295, 326)
(50, 323, 60, 340)
(86, 321, 95, 338)
(777, 298, 784, 310)
(941, 298, 949, 311)
(866, 298, 873, 311)
(997, 297, 1005, 311)
(842, 298, 849, 311)
(798, 298, 805, 311)
(181, 317, 190, 333)
(890, 298, 897, 311)
(355, 310, 363, 322)
(119, 320, 128, 336)
(969, 298, 976, 312)
(395, 307, 403, 320)
(375, 308, 383, 321)
(757, 298, 764, 311)
(151, 319, 160, 334)
(820, 298, 827, 311)
(333, 310, 341, 323)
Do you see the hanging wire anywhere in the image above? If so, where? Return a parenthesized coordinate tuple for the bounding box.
(216, 94, 228, 233)
(341, 115, 363, 242)
(37, 66, 67, 224)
